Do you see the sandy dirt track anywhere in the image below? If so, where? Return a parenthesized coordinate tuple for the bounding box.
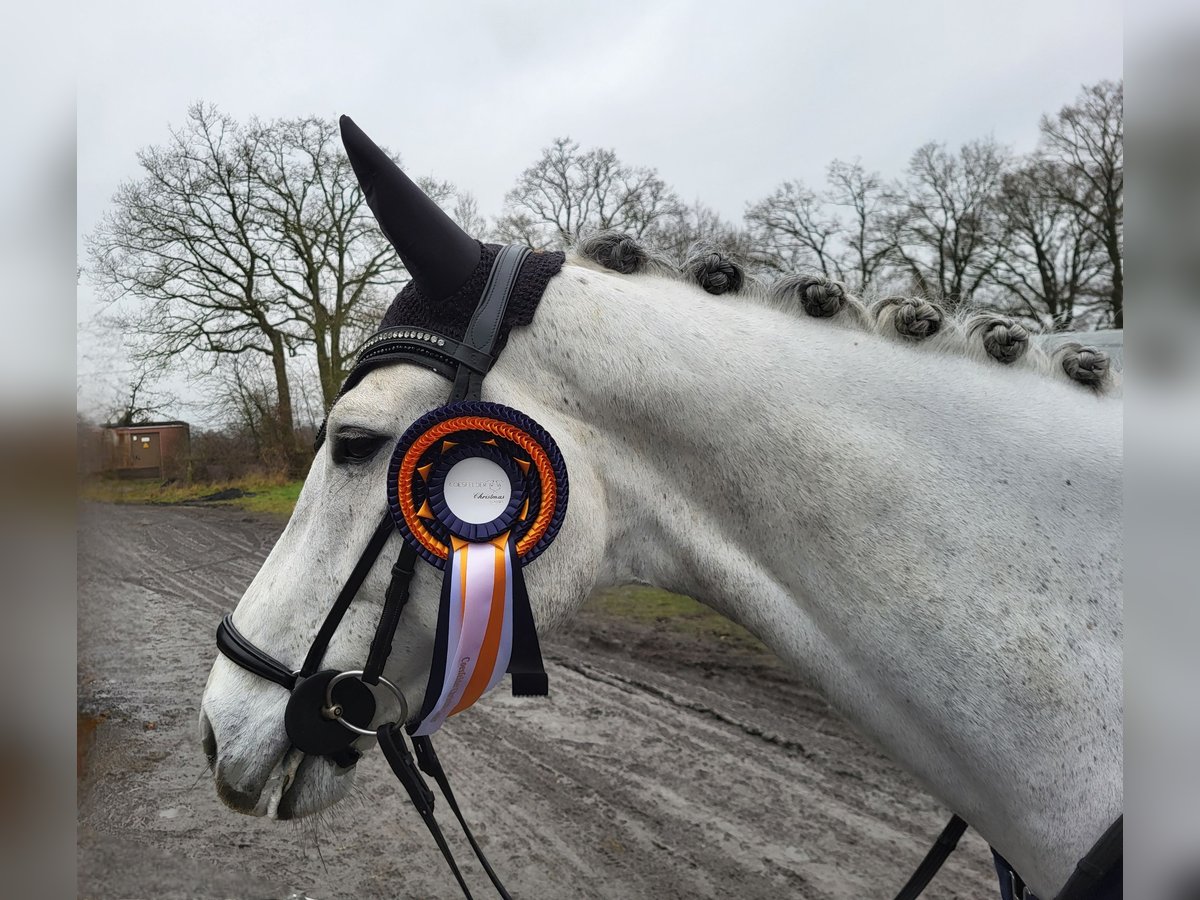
(78, 502, 995, 900)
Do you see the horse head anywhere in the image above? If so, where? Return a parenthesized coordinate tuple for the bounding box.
(199, 117, 607, 818)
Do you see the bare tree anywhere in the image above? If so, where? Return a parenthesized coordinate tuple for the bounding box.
(203, 356, 294, 472)
(88, 105, 478, 471)
(826, 160, 894, 294)
(105, 368, 178, 427)
(744, 161, 892, 293)
(651, 200, 753, 263)
(421, 176, 487, 237)
(992, 160, 1108, 330)
(492, 211, 542, 248)
(496, 137, 682, 247)
(88, 104, 303, 463)
(1039, 80, 1123, 327)
(249, 116, 405, 407)
(746, 180, 843, 278)
(885, 138, 1012, 309)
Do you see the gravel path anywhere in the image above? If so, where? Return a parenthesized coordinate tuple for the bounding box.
(77, 502, 995, 900)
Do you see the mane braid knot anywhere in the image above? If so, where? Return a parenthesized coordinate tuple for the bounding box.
(682, 244, 745, 295)
(577, 231, 650, 275)
(966, 314, 1031, 365)
(565, 234, 1119, 397)
(878, 296, 944, 340)
(1059, 342, 1111, 388)
(771, 273, 848, 317)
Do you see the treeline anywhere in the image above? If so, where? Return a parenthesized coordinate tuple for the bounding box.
(87, 79, 1121, 473)
(495, 80, 1122, 331)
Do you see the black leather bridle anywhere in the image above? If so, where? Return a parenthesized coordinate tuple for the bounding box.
(216, 244, 534, 900)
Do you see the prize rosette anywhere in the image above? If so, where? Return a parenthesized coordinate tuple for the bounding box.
(386, 401, 568, 735)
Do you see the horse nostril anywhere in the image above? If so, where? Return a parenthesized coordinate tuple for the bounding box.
(200, 711, 217, 767)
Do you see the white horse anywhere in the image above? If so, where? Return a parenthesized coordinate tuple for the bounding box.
(200, 172, 1121, 900)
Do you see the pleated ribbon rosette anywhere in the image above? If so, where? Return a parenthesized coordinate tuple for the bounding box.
(387, 401, 568, 736)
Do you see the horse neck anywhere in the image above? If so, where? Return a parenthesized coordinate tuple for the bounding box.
(501, 264, 1123, 896)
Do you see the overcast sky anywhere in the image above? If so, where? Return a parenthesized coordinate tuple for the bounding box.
(76, 0, 1122, 424)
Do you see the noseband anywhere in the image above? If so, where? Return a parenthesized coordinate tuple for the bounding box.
(216, 245, 540, 899)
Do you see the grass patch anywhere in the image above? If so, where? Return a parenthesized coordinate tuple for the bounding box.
(586, 584, 768, 653)
(223, 480, 303, 518)
(79, 474, 303, 519)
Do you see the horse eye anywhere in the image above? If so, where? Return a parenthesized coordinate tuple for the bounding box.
(332, 431, 388, 465)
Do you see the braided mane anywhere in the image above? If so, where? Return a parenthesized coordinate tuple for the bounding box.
(573, 231, 1119, 396)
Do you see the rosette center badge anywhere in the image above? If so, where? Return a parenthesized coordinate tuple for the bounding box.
(442, 457, 512, 525)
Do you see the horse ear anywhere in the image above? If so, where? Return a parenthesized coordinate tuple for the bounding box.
(339, 115, 482, 302)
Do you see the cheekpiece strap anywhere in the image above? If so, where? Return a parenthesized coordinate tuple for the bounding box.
(451, 244, 531, 403)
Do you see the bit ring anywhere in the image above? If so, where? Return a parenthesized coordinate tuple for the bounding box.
(322, 670, 408, 736)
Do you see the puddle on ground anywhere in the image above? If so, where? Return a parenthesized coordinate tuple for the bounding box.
(77, 710, 108, 780)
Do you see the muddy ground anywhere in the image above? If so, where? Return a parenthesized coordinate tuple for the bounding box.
(78, 502, 995, 900)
